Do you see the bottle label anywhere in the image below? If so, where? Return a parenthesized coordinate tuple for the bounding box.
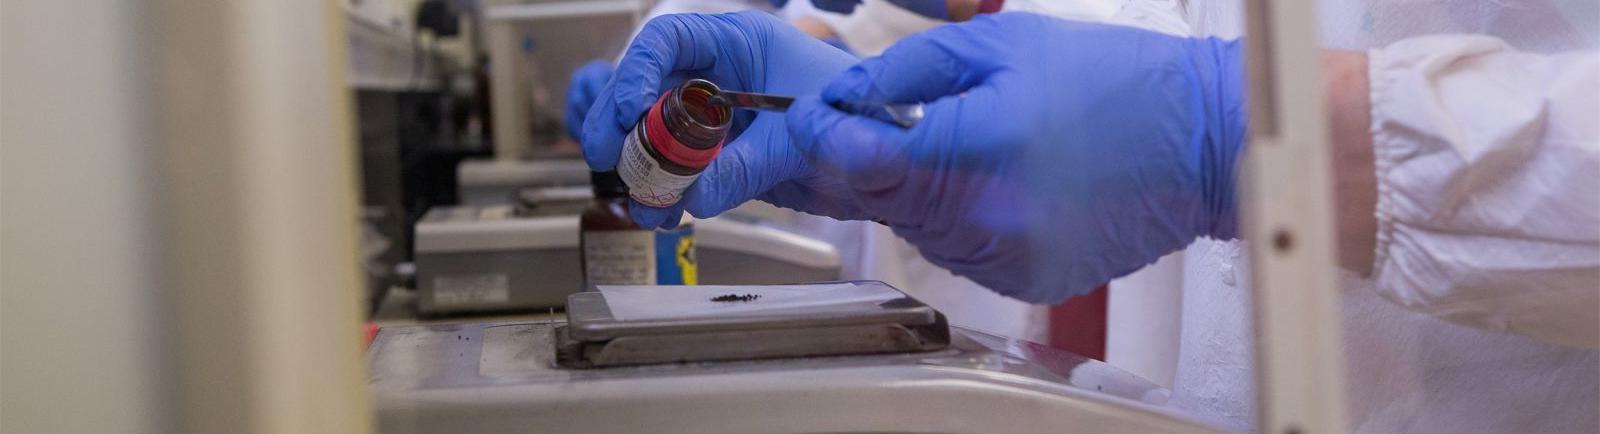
(617, 126, 698, 208)
(581, 224, 698, 286)
(431, 273, 510, 307)
(582, 230, 656, 285)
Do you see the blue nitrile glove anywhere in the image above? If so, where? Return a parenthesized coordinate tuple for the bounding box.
(580, 11, 865, 228)
(564, 60, 615, 142)
(810, 0, 950, 20)
(785, 13, 1246, 303)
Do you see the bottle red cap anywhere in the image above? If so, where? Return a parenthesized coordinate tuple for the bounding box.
(644, 90, 724, 170)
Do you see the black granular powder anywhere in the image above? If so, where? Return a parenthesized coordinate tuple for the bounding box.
(710, 293, 761, 302)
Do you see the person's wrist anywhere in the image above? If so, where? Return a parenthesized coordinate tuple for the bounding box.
(1322, 50, 1377, 274)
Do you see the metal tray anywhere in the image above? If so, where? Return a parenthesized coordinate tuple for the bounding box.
(556, 281, 950, 368)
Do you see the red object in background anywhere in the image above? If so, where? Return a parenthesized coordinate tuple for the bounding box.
(1048, 284, 1108, 361)
(364, 323, 381, 349)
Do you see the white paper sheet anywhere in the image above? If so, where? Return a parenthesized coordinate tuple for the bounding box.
(597, 282, 902, 321)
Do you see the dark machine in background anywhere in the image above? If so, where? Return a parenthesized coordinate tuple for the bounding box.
(353, 0, 489, 314)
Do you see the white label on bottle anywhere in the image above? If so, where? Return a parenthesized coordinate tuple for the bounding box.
(432, 274, 510, 307)
(478, 205, 514, 220)
(617, 125, 699, 208)
(582, 230, 656, 285)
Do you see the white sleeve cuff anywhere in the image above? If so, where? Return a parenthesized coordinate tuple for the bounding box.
(1368, 35, 1600, 348)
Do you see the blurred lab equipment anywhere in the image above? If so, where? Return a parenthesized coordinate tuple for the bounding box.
(350, 0, 497, 312)
(456, 158, 591, 206)
(484, 0, 645, 159)
(413, 204, 581, 315)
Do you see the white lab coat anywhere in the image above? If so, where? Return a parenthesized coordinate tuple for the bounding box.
(1143, 0, 1600, 432)
(1368, 35, 1599, 349)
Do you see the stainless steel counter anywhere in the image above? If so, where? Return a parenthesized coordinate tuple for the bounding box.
(369, 321, 1226, 434)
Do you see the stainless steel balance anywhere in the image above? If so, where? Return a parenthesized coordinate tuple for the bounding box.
(369, 282, 1229, 434)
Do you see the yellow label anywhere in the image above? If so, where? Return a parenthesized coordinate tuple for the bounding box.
(676, 234, 698, 285)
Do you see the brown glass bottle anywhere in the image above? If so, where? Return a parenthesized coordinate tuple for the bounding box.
(615, 79, 732, 208)
(579, 171, 697, 291)
(581, 171, 637, 232)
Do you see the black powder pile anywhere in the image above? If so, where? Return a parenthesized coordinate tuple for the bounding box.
(710, 293, 761, 302)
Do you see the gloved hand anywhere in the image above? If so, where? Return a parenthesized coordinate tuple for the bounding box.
(810, 0, 951, 20)
(580, 11, 865, 228)
(564, 60, 615, 142)
(785, 13, 1247, 302)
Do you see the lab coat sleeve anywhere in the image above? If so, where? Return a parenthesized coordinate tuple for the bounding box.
(1368, 35, 1600, 348)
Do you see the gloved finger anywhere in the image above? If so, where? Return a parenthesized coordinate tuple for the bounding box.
(785, 96, 912, 195)
(565, 60, 614, 141)
(581, 14, 724, 170)
(821, 18, 1004, 107)
(678, 115, 813, 218)
(629, 199, 686, 229)
(809, 0, 861, 14)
